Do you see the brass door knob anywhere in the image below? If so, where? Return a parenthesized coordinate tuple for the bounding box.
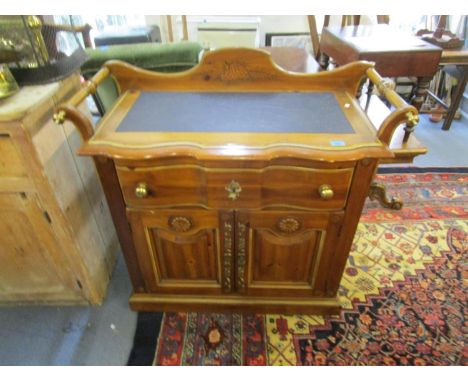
(318, 184, 334, 200)
(135, 182, 148, 198)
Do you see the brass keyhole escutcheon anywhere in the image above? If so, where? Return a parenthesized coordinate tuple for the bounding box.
(318, 184, 334, 200)
(135, 182, 148, 198)
(225, 180, 242, 201)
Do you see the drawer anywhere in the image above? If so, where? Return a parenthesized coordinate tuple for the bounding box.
(117, 165, 354, 210)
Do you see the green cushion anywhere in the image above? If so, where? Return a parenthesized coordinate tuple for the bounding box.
(94, 77, 120, 115)
(81, 41, 203, 76)
(80, 41, 204, 114)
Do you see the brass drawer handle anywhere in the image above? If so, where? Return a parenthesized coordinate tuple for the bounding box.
(225, 180, 242, 201)
(318, 184, 334, 200)
(135, 182, 148, 198)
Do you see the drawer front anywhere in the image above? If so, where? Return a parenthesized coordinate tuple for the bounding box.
(117, 165, 354, 210)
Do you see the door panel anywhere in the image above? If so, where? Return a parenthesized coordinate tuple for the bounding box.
(0, 193, 76, 298)
(155, 227, 218, 280)
(237, 210, 343, 297)
(127, 208, 230, 295)
(251, 229, 319, 283)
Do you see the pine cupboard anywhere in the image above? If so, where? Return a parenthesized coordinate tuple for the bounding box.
(0, 73, 118, 304)
(55, 48, 419, 314)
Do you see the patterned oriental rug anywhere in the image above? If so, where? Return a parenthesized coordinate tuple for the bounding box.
(127, 168, 468, 366)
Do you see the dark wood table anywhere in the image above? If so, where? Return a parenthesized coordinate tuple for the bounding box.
(319, 25, 443, 110)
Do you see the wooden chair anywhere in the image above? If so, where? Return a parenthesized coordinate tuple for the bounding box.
(41, 22, 93, 56)
(166, 15, 189, 42)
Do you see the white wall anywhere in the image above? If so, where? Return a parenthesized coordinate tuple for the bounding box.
(257, 16, 312, 46)
(141, 15, 378, 46)
(151, 16, 316, 46)
(144, 15, 166, 41)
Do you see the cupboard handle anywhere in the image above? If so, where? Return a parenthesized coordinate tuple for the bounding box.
(135, 182, 148, 198)
(318, 184, 334, 200)
(225, 180, 242, 200)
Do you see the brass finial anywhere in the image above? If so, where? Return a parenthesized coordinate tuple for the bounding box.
(53, 110, 66, 125)
(27, 16, 43, 28)
(405, 112, 419, 127)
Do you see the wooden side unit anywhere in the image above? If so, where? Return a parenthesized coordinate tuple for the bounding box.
(55, 48, 423, 314)
(0, 73, 118, 305)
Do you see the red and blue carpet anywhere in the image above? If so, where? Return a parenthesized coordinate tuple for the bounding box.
(127, 168, 468, 366)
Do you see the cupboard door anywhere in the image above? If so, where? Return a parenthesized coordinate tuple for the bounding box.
(236, 210, 343, 297)
(0, 134, 30, 191)
(127, 209, 232, 295)
(0, 193, 79, 300)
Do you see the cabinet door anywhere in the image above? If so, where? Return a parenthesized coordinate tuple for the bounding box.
(127, 209, 232, 295)
(0, 193, 79, 301)
(235, 210, 343, 297)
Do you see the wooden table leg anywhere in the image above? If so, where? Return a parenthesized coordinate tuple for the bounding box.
(411, 76, 433, 111)
(319, 52, 330, 70)
(442, 66, 468, 131)
(355, 78, 369, 99)
(364, 81, 374, 111)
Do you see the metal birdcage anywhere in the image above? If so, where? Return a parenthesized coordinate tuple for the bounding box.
(0, 15, 89, 85)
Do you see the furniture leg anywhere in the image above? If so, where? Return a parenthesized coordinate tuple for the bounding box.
(411, 76, 433, 111)
(364, 80, 374, 111)
(356, 78, 367, 99)
(319, 52, 330, 70)
(368, 181, 403, 210)
(442, 65, 468, 131)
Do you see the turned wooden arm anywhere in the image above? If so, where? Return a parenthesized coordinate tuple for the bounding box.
(53, 67, 110, 141)
(366, 67, 419, 145)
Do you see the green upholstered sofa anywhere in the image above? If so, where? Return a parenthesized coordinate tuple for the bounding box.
(81, 41, 204, 114)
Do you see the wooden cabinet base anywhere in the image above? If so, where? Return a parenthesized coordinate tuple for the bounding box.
(129, 293, 341, 315)
(56, 49, 421, 314)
